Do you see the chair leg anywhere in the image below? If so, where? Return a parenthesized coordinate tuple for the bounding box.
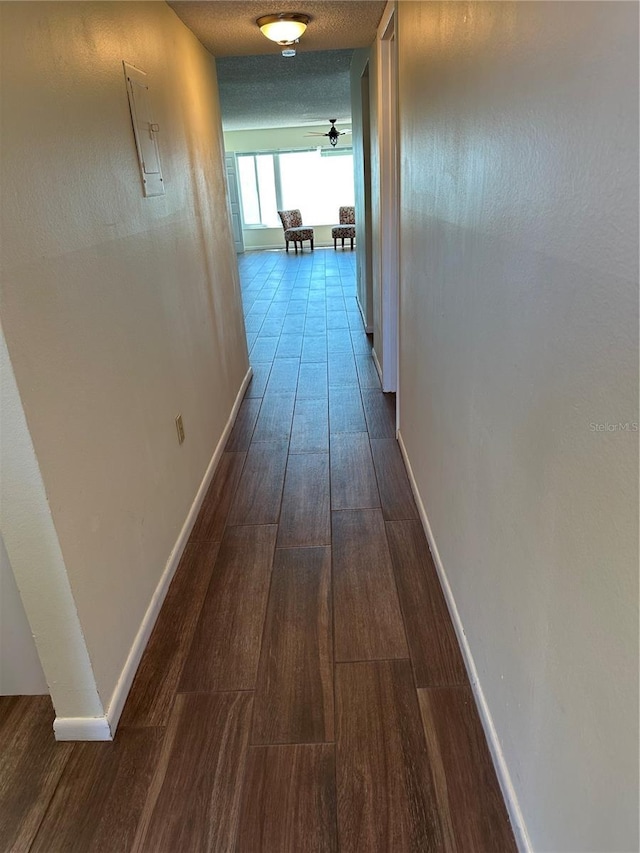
(285, 239, 289, 252)
(350, 237, 354, 250)
(334, 237, 337, 250)
(310, 238, 314, 251)
(341, 237, 345, 248)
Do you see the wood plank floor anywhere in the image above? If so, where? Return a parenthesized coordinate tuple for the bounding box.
(0, 249, 516, 852)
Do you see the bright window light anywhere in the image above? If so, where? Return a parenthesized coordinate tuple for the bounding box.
(236, 149, 354, 228)
(255, 155, 279, 227)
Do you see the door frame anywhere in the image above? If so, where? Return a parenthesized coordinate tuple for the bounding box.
(358, 60, 374, 334)
(376, 1, 399, 407)
(224, 152, 245, 254)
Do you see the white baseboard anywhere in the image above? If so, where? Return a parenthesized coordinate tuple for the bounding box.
(53, 715, 112, 741)
(54, 366, 253, 742)
(396, 430, 532, 853)
(246, 242, 334, 252)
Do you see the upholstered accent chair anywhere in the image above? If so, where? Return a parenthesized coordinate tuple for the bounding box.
(332, 206, 355, 250)
(277, 209, 314, 253)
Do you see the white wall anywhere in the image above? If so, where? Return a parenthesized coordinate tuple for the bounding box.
(0, 1, 248, 726)
(397, 2, 638, 851)
(0, 533, 47, 696)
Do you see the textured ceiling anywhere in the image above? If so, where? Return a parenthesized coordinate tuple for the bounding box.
(216, 50, 353, 130)
(167, 1, 386, 57)
(168, 1, 385, 130)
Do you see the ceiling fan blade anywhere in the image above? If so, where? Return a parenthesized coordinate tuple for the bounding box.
(304, 132, 328, 137)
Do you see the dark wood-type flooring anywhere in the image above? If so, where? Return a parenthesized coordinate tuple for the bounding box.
(0, 249, 516, 852)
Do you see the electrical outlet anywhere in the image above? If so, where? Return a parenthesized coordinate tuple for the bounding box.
(175, 414, 185, 445)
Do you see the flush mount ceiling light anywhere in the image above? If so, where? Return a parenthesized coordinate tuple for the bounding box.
(257, 13, 310, 46)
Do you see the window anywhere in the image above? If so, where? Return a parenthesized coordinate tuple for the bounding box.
(237, 154, 279, 227)
(236, 149, 354, 228)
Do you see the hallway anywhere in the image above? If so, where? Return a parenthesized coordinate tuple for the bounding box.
(1, 1, 636, 848)
(0, 249, 515, 852)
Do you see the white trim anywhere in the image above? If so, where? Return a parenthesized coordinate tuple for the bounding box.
(356, 295, 373, 334)
(53, 715, 112, 742)
(371, 346, 383, 384)
(396, 429, 533, 853)
(376, 0, 399, 394)
(53, 366, 253, 742)
(377, 0, 395, 34)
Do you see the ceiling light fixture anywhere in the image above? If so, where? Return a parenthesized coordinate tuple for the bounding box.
(257, 13, 310, 46)
(305, 119, 351, 147)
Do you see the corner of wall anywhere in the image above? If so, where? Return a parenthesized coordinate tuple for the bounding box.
(0, 325, 104, 725)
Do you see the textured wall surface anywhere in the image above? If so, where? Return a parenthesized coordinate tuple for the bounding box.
(0, 1, 248, 712)
(397, 2, 638, 851)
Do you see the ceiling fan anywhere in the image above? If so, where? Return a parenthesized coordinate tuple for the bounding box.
(305, 119, 351, 147)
